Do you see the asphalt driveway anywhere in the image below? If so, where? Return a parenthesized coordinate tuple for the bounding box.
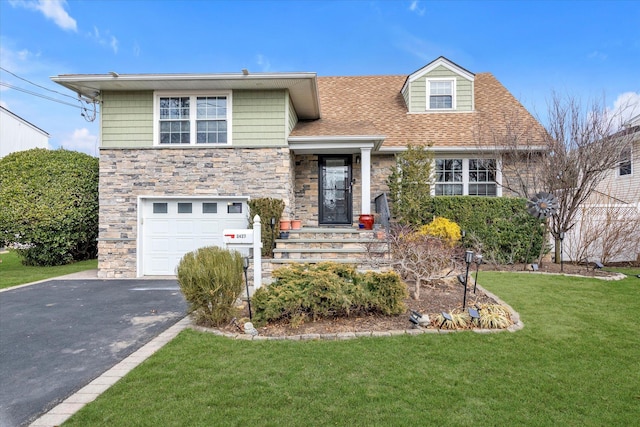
(0, 278, 187, 427)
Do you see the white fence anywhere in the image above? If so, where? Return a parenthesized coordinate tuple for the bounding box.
(564, 203, 640, 263)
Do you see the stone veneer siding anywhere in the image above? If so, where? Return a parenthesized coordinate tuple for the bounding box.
(98, 147, 293, 278)
(293, 153, 396, 226)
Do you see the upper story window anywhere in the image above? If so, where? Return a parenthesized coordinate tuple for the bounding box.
(619, 147, 632, 176)
(435, 158, 497, 196)
(428, 79, 454, 110)
(154, 91, 231, 146)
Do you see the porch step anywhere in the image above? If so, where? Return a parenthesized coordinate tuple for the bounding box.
(272, 226, 389, 264)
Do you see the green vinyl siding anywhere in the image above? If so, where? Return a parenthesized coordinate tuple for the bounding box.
(401, 84, 410, 108)
(233, 90, 287, 147)
(409, 65, 473, 112)
(287, 92, 298, 136)
(101, 91, 153, 147)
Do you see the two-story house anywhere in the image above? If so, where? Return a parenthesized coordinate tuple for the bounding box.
(52, 57, 545, 278)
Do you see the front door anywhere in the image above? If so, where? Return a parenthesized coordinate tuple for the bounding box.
(319, 156, 352, 225)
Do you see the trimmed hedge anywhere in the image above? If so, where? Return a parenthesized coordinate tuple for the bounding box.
(420, 197, 544, 264)
(0, 148, 98, 266)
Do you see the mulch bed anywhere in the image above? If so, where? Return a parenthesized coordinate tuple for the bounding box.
(214, 262, 622, 338)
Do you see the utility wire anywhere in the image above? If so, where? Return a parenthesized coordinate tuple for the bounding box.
(0, 81, 87, 110)
(0, 66, 79, 101)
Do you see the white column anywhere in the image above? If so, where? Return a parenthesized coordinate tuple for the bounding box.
(253, 215, 262, 289)
(360, 147, 371, 215)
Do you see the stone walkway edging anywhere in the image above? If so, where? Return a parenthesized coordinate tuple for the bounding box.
(190, 284, 525, 340)
(487, 269, 627, 281)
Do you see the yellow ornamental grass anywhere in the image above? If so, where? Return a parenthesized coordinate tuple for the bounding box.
(418, 217, 462, 246)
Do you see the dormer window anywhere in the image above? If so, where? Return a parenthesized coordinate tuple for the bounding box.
(428, 79, 455, 110)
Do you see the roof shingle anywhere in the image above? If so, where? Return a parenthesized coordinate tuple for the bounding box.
(290, 73, 545, 148)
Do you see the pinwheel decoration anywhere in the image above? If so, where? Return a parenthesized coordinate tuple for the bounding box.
(527, 192, 558, 219)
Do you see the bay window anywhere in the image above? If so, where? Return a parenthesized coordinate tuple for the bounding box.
(155, 92, 231, 145)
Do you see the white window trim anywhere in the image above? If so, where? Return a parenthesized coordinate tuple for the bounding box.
(618, 146, 633, 177)
(426, 78, 456, 111)
(153, 90, 233, 146)
(431, 157, 501, 196)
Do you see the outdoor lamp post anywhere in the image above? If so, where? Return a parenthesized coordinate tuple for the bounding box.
(243, 257, 253, 320)
(559, 231, 565, 272)
(462, 250, 474, 308)
(474, 254, 483, 294)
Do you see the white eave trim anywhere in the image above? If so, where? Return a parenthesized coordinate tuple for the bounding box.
(288, 135, 384, 153)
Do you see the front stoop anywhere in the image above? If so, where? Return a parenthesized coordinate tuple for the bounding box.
(245, 227, 391, 294)
(270, 227, 389, 266)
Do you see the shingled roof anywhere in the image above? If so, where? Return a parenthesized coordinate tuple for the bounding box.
(291, 72, 545, 149)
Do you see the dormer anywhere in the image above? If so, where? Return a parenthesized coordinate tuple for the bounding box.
(401, 56, 475, 113)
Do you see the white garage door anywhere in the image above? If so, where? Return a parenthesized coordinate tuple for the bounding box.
(141, 198, 248, 276)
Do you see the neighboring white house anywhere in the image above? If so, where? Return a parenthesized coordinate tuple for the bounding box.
(0, 106, 49, 158)
(565, 114, 640, 264)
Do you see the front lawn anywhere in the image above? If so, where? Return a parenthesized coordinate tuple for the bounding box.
(64, 270, 640, 426)
(0, 251, 97, 289)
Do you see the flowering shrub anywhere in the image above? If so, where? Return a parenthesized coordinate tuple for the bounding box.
(418, 217, 461, 246)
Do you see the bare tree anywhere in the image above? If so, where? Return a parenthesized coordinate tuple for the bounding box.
(476, 93, 635, 263)
(387, 225, 463, 299)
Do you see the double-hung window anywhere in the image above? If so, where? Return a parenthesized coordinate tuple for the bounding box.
(619, 147, 632, 176)
(155, 92, 231, 145)
(428, 79, 454, 110)
(435, 158, 497, 196)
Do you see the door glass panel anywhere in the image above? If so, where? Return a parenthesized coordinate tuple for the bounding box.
(320, 157, 351, 224)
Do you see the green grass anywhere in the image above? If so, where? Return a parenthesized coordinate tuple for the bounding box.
(0, 250, 97, 289)
(64, 270, 640, 426)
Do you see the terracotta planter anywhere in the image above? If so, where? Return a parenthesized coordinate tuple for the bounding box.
(358, 214, 375, 230)
(291, 219, 302, 229)
(279, 219, 291, 231)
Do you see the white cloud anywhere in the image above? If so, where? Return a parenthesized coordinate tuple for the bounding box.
(609, 92, 640, 127)
(9, 0, 77, 32)
(587, 50, 607, 61)
(409, 1, 425, 16)
(59, 128, 99, 156)
(0, 40, 41, 73)
(256, 54, 272, 72)
(88, 26, 119, 54)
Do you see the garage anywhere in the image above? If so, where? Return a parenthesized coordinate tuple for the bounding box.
(139, 197, 248, 276)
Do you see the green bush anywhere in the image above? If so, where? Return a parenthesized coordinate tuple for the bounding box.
(248, 198, 285, 257)
(394, 196, 544, 264)
(0, 148, 98, 266)
(176, 246, 244, 326)
(252, 262, 407, 327)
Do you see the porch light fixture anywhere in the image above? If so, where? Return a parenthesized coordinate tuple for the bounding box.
(243, 257, 253, 320)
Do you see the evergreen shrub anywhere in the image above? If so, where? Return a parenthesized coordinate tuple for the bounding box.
(0, 148, 98, 266)
(248, 198, 285, 257)
(252, 262, 407, 327)
(418, 217, 461, 246)
(397, 196, 544, 264)
(177, 246, 244, 326)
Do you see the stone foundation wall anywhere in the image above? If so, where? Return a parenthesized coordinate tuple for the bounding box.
(98, 147, 293, 278)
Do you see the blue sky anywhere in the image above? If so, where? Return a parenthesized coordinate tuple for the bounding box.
(1, 0, 639, 156)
